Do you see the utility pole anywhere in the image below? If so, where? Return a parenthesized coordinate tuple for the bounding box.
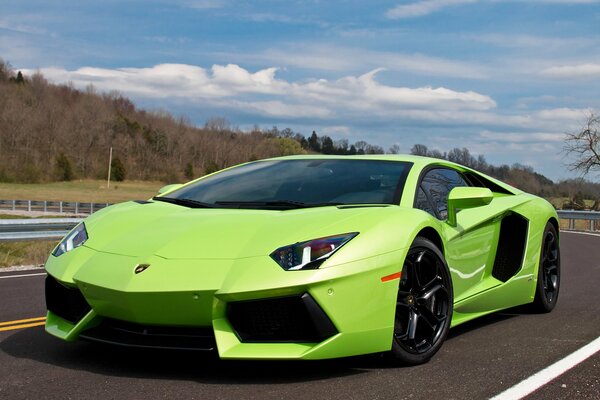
(107, 147, 113, 189)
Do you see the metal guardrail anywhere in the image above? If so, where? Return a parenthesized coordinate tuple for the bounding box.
(0, 199, 111, 215)
(556, 210, 600, 232)
(0, 210, 596, 242)
(0, 218, 82, 241)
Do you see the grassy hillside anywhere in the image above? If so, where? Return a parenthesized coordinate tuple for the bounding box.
(0, 180, 163, 203)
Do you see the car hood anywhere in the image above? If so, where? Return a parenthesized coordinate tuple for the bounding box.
(83, 201, 389, 260)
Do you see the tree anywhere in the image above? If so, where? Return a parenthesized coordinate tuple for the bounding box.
(388, 144, 401, 154)
(308, 131, 320, 152)
(55, 153, 74, 181)
(205, 161, 220, 175)
(204, 117, 230, 132)
(111, 157, 126, 181)
(354, 141, 368, 155)
(15, 71, 25, 84)
(564, 112, 600, 176)
(321, 135, 334, 154)
(184, 162, 194, 180)
(410, 144, 429, 156)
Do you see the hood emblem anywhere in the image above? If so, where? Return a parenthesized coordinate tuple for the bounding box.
(134, 264, 150, 274)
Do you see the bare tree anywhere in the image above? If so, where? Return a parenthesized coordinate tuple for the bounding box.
(388, 143, 401, 154)
(564, 112, 600, 176)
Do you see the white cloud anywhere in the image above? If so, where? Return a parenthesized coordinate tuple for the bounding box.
(227, 44, 488, 78)
(541, 63, 600, 79)
(478, 130, 565, 143)
(386, 0, 600, 19)
(386, 0, 477, 19)
(28, 63, 496, 120)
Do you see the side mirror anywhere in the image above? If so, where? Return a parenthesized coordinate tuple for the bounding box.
(447, 187, 493, 226)
(157, 183, 183, 195)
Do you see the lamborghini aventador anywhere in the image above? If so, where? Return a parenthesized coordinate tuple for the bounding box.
(44, 155, 560, 364)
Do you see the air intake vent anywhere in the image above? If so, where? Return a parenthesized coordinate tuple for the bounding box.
(45, 275, 91, 323)
(492, 213, 529, 282)
(227, 293, 337, 343)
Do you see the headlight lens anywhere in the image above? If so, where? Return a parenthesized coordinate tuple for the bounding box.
(270, 232, 358, 271)
(52, 222, 88, 257)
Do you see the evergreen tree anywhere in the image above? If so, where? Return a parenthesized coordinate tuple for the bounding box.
(15, 71, 25, 84)
(111, 157, 126, 181)
(184, 162, 194, 180)
(321, 136, 334, 154)
(308, 131, 321, 152)
(205, 161, 220, 175)
(55, 153, 74, 181)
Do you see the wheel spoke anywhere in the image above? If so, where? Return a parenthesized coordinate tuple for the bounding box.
(419, 282, 445, 302)
(407, 310, 418, 340)
(411, 252, 425, 288)
(417, 306, 440, 330)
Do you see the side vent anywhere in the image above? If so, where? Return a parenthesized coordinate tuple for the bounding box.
(492, 213, 529, 282)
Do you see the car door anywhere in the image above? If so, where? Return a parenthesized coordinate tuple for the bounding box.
(415, 167, 498, 303)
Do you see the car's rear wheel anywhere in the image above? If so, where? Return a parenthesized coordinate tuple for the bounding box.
(531, 222, 560, 313)
(389, 237, 453, 365)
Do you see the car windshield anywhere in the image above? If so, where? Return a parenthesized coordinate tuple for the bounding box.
(157, 159, 412, 209)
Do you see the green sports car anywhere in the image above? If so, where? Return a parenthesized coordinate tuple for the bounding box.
(44, 155, 561, 364)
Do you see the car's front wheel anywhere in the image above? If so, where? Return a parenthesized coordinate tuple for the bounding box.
(389, 237, 453, 365)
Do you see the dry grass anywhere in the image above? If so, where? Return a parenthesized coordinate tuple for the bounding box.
(559, 218, 600, 232)
(0, 180, 165, 203)
(0, 240, 57, 268)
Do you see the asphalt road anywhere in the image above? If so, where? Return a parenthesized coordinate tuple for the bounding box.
(0, 231, 598, 400)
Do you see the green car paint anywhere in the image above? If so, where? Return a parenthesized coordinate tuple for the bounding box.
(44, 155, 558, 360)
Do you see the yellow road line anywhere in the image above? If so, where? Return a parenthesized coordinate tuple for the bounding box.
(0, 316, 46, 327)
(0, 321, 46, 332)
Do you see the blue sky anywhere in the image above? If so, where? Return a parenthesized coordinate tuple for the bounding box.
(1, 0, 600, 180)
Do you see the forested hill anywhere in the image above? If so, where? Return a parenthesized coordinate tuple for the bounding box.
(1, 60, 599, 205)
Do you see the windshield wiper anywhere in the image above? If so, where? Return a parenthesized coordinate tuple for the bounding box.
(214, 200, 343, 209)
(153, 196, 215, 209)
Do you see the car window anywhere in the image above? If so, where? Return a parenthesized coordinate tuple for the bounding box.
(417, 168, 468, 220)
(165, 159, 412, 209)
(415, 186, 435, 216)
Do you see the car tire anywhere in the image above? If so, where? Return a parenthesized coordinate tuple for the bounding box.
(530, 222, 561, 313)
(388, 237, 453, 365)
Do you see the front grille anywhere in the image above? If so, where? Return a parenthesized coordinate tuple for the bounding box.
(45, 275, 91, 324)
(79, 318, 216, 351)
(227, 293, 337, 343)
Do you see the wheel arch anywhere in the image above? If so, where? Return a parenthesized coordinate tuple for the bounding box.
(415, 226, 444, 256)
(548, 217, 559, 241)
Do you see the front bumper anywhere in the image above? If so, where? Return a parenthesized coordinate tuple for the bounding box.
(45, 245, 406, 359)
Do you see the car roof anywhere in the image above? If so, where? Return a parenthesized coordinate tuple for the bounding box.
(266, 154, 463, 170)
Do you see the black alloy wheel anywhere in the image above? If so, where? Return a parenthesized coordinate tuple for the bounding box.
(532, 222, 561, 312)
(390, 237, 453, 365)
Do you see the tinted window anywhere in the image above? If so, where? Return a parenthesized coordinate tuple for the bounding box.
(419, 168, 468, 220)
(415, 186, 435, 216)
(165, 159, 412, 209)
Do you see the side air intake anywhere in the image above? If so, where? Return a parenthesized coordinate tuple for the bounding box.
(492, 213, 529, 282)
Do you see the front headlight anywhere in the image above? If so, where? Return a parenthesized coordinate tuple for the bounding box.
(52, 222, 88, 257)
(270, 232, 358, 271)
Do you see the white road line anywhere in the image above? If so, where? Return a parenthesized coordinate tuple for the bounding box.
(490, 336, 600, 400)
(561, 230, 600, 237)
(0, 272, 47, 279)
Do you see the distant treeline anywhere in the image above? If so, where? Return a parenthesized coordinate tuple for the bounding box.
(1, 59, 599, 207)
